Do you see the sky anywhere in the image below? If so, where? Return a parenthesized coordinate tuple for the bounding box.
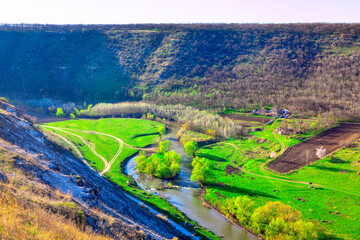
(0, 0, 359, 24)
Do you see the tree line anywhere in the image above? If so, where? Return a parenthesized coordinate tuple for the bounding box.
(78, 102, 244, 138)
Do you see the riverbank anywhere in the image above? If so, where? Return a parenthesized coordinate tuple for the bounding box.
(201, 188, 263, 240)
(126, 125, 258, 240)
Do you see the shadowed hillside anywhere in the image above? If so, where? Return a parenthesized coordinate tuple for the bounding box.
(1, 23, 360, 118)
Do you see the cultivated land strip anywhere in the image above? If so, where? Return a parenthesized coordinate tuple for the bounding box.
(269, 123, 360, 173)
(225, 143, 360, 198)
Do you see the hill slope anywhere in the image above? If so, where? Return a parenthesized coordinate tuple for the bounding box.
(0, 100, 190, 239)
(1, 24, 360, 118)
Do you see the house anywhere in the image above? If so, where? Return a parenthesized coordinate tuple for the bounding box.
(279, 109, 291, 118)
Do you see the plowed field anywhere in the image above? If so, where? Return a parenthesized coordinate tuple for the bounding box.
(269, 123, 360, 173)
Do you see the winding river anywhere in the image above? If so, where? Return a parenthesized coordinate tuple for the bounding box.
(125, 125, 257, 240)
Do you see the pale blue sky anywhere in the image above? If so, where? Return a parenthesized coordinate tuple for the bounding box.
(0, 0, 359, 24)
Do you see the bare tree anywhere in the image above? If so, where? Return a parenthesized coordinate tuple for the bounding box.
(316, 146, 326, 159)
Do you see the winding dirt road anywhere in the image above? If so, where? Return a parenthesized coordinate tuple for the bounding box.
(43, 128, 93, 169)
(43, 126, 124, 176)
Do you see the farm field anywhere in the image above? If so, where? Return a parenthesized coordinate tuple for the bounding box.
(40, 118, 218, 240)
(269, 123, 360, 173)
(196, 119, 360, 240)
(221, 114, 271, 127)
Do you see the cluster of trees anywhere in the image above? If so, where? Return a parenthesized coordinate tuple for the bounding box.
(136, 141, 182, 179)
(80, 102, 244, 138)
(279, 111, 338, 135)
(220, 197, 318, 240)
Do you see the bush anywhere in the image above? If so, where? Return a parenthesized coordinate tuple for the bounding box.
(218, 198, 318, 239)
(158, 126, 166, 137)
(191, 156, 209, 183)
(56, 108, 66, 117)
(70, 113, 76, 119)
(0, 97, 9, 103)
(184, 140, 198, 157)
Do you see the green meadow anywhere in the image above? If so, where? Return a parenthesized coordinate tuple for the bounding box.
(196, 119, 360, 240)
(40, 118, 219, 240)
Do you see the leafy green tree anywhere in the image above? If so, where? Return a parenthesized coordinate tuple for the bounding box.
(157, 140, 171, 154)
(191, 156, 209, 183)
(135, 151, 147, 172)
(56, 108, 65, 117)
(184, 140, 199, 157)
(158, 126, 166, 137)
(233, 196, 255, 226)
(251, 201, 317, 240)
(252, 201, 301, 234)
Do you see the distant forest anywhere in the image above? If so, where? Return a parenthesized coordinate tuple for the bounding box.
(1, 23, 360, 119)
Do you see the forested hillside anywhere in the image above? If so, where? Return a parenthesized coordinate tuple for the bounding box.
(1, 23, 360, 118)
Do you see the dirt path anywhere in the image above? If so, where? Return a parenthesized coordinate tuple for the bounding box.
(82, 130, 124, 175)
(43, 126, 125, 175)
(272, 129, 285, 153)
(43, 128, 94, 170)
(225, 143, 360, 198)
(42, 125, 159, 176)
(43, 126, 109, 171)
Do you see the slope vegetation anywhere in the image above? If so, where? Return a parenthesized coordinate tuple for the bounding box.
(0, 100, 191, 239)
(1, 24, 360, 119)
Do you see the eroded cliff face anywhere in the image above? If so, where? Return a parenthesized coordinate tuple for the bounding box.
(0, 100, 191, 239)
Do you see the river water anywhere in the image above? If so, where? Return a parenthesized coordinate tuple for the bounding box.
(125, 126, 257, 240)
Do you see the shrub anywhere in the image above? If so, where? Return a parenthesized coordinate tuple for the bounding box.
(158, 126, 166, 136)
(70, 113, 76, 119)
(191, 156, 209, 183)
(220, 196, 255, 227)
(0, 97, 9, 103)
(56, 108, 66, 117)
(184, 140, 199, 157)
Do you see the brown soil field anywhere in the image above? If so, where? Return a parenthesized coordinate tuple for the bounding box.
(221, 114, 271, 124)
(268, 123, 360, 173)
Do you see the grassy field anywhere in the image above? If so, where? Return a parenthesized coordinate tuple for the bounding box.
(40, 118, 219, 240)
(196, 119, 360, 240)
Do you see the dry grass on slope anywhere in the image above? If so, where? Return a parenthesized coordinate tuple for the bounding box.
(0, 190, 110, 240)
(0, 145, 135, 240)
(0, 146, 111, 240)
